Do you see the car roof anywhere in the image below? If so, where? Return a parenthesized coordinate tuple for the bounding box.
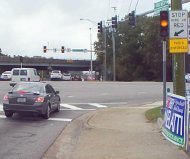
(3, 71, 11, 73)
(16, 81, 46, 86)
(11, 68, 36, 70)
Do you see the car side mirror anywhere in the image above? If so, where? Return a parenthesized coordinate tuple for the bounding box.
(55, 91, 59, 94)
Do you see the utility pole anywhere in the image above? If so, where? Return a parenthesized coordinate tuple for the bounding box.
(103, 26, 107, 81)
(171, 0, 186, 96)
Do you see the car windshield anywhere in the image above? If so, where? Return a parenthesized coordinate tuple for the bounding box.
(3, 71, 11, 74)
(52, 70, 60, 73)
(12, 83, 44, 93)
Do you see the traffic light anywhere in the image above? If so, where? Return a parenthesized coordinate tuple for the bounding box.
(112, 16, 118, 28)
(128, 11, 135, 26)
(19, 56, 23, 63)
(61, 46, 65, 53)
(98, 21, 103, 33)
(160, 11, 169, 38)
(43, 46, 47, 53)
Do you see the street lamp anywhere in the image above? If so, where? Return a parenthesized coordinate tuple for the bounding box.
(80, 18, 96, 79)
(89, 28, 93, 78)
(80, 18, 108, 81)
(80, 18, 97, 25)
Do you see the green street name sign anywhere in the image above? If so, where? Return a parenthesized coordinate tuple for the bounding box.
(72, 49, 85, 52)
(154, 0, 169, 16)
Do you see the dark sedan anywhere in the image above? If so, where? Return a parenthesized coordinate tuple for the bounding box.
(3, 82, 60, 119)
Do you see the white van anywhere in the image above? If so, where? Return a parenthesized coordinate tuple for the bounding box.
(62, 73, 72, 81)
(10, 68, 40, 86)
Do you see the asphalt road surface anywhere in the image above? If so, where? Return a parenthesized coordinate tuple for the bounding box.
(0, 81, 187, 159)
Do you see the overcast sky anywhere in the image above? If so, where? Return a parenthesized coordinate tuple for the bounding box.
(0, 0, 190, 60)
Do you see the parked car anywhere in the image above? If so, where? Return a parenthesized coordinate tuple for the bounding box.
(72, 75, 82, 81)
(0, 71, 12, 80)
(3, 82, 60, 119)
(50, 70, 62, 81)
(10, 68, 40, 86)
(185, 73, 190, 82)
(62, 73, 72, 81)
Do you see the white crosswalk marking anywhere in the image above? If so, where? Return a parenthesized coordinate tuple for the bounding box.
(60, 104, 82, 110)
(60, 108, 95, 111)
(0, 103, 108, 112)
(0, 115, 6, 118)
(48, 118, 72, 122)
(89, 103, 107, 108)
(0, 105, 3, 111)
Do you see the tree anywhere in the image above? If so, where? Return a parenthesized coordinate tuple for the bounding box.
(95, 15, 172, 81)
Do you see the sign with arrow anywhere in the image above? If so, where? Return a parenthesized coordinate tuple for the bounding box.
(169, 10, 188, 39)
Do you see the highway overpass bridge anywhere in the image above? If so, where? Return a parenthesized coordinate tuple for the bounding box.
(0, 56, 98, 73)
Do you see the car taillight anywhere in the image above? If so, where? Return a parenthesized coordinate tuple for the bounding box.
(3, 95, 8, 101)
(3, 95, 9, 104)
(35, 96, 44, 103)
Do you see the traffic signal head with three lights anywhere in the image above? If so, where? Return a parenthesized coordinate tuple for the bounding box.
(61, 46, 65, 53)
(128, 11, 135, 26)
(43, 46, 47, 53)
(98, 21, 103, 33)
(160, 11, 169, 38)
(112, 16, 118, 28)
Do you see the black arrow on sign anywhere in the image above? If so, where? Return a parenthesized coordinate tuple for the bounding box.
(174, 29, 184, 36)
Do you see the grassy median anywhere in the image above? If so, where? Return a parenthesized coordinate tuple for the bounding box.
(145, 106, 164, 122)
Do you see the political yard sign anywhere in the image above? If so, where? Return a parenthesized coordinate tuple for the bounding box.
(162, 93, 186, 146)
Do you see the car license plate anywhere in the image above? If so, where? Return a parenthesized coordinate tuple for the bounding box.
(20, 78, 26, 81)
(17, 98, 26, 103)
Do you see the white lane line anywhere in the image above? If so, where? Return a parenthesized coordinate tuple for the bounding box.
(0, 114, 72, 122)
(0, 105, 3, 111)
(60, 104, 82, 110)
(48, 118, 72, 122)
(0, 115, 6, 118)
(89, 103, 107, 108)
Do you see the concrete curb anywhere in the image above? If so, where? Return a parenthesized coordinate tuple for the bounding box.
(157, 117, 164, 129)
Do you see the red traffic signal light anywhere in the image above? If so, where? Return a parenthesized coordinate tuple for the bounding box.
(61, 46, 65, 53)
(43, 46, 47, 53)
(98, 21, 103, 33)
(160, 11, 168, 38)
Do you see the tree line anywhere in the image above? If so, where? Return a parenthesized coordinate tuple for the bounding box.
(94, 15, 173, 82)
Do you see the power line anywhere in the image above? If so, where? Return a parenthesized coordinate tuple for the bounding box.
(135, 0, 140, 12)
(128, 0, 133, 14)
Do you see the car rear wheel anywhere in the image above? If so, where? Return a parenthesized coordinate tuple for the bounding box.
(4, 111, 13, 117)
(43, 105, 50, 119)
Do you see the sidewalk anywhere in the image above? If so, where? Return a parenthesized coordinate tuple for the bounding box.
(42, 105, 190, 159)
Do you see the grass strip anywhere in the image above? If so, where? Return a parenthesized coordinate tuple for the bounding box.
(145, 106, 164, 122)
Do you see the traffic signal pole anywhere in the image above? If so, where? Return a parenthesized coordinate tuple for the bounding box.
(162, 39, 167, 112)
(171, 0, 186, 96)
(112, 30, 116, 81)
(103, 27, 107, 81)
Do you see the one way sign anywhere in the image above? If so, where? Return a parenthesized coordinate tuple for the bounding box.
(169, 10, 188, 39)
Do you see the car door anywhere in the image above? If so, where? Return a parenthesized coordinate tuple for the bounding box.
(45, 84, 56, 110)
(45, 84, 59, 110)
